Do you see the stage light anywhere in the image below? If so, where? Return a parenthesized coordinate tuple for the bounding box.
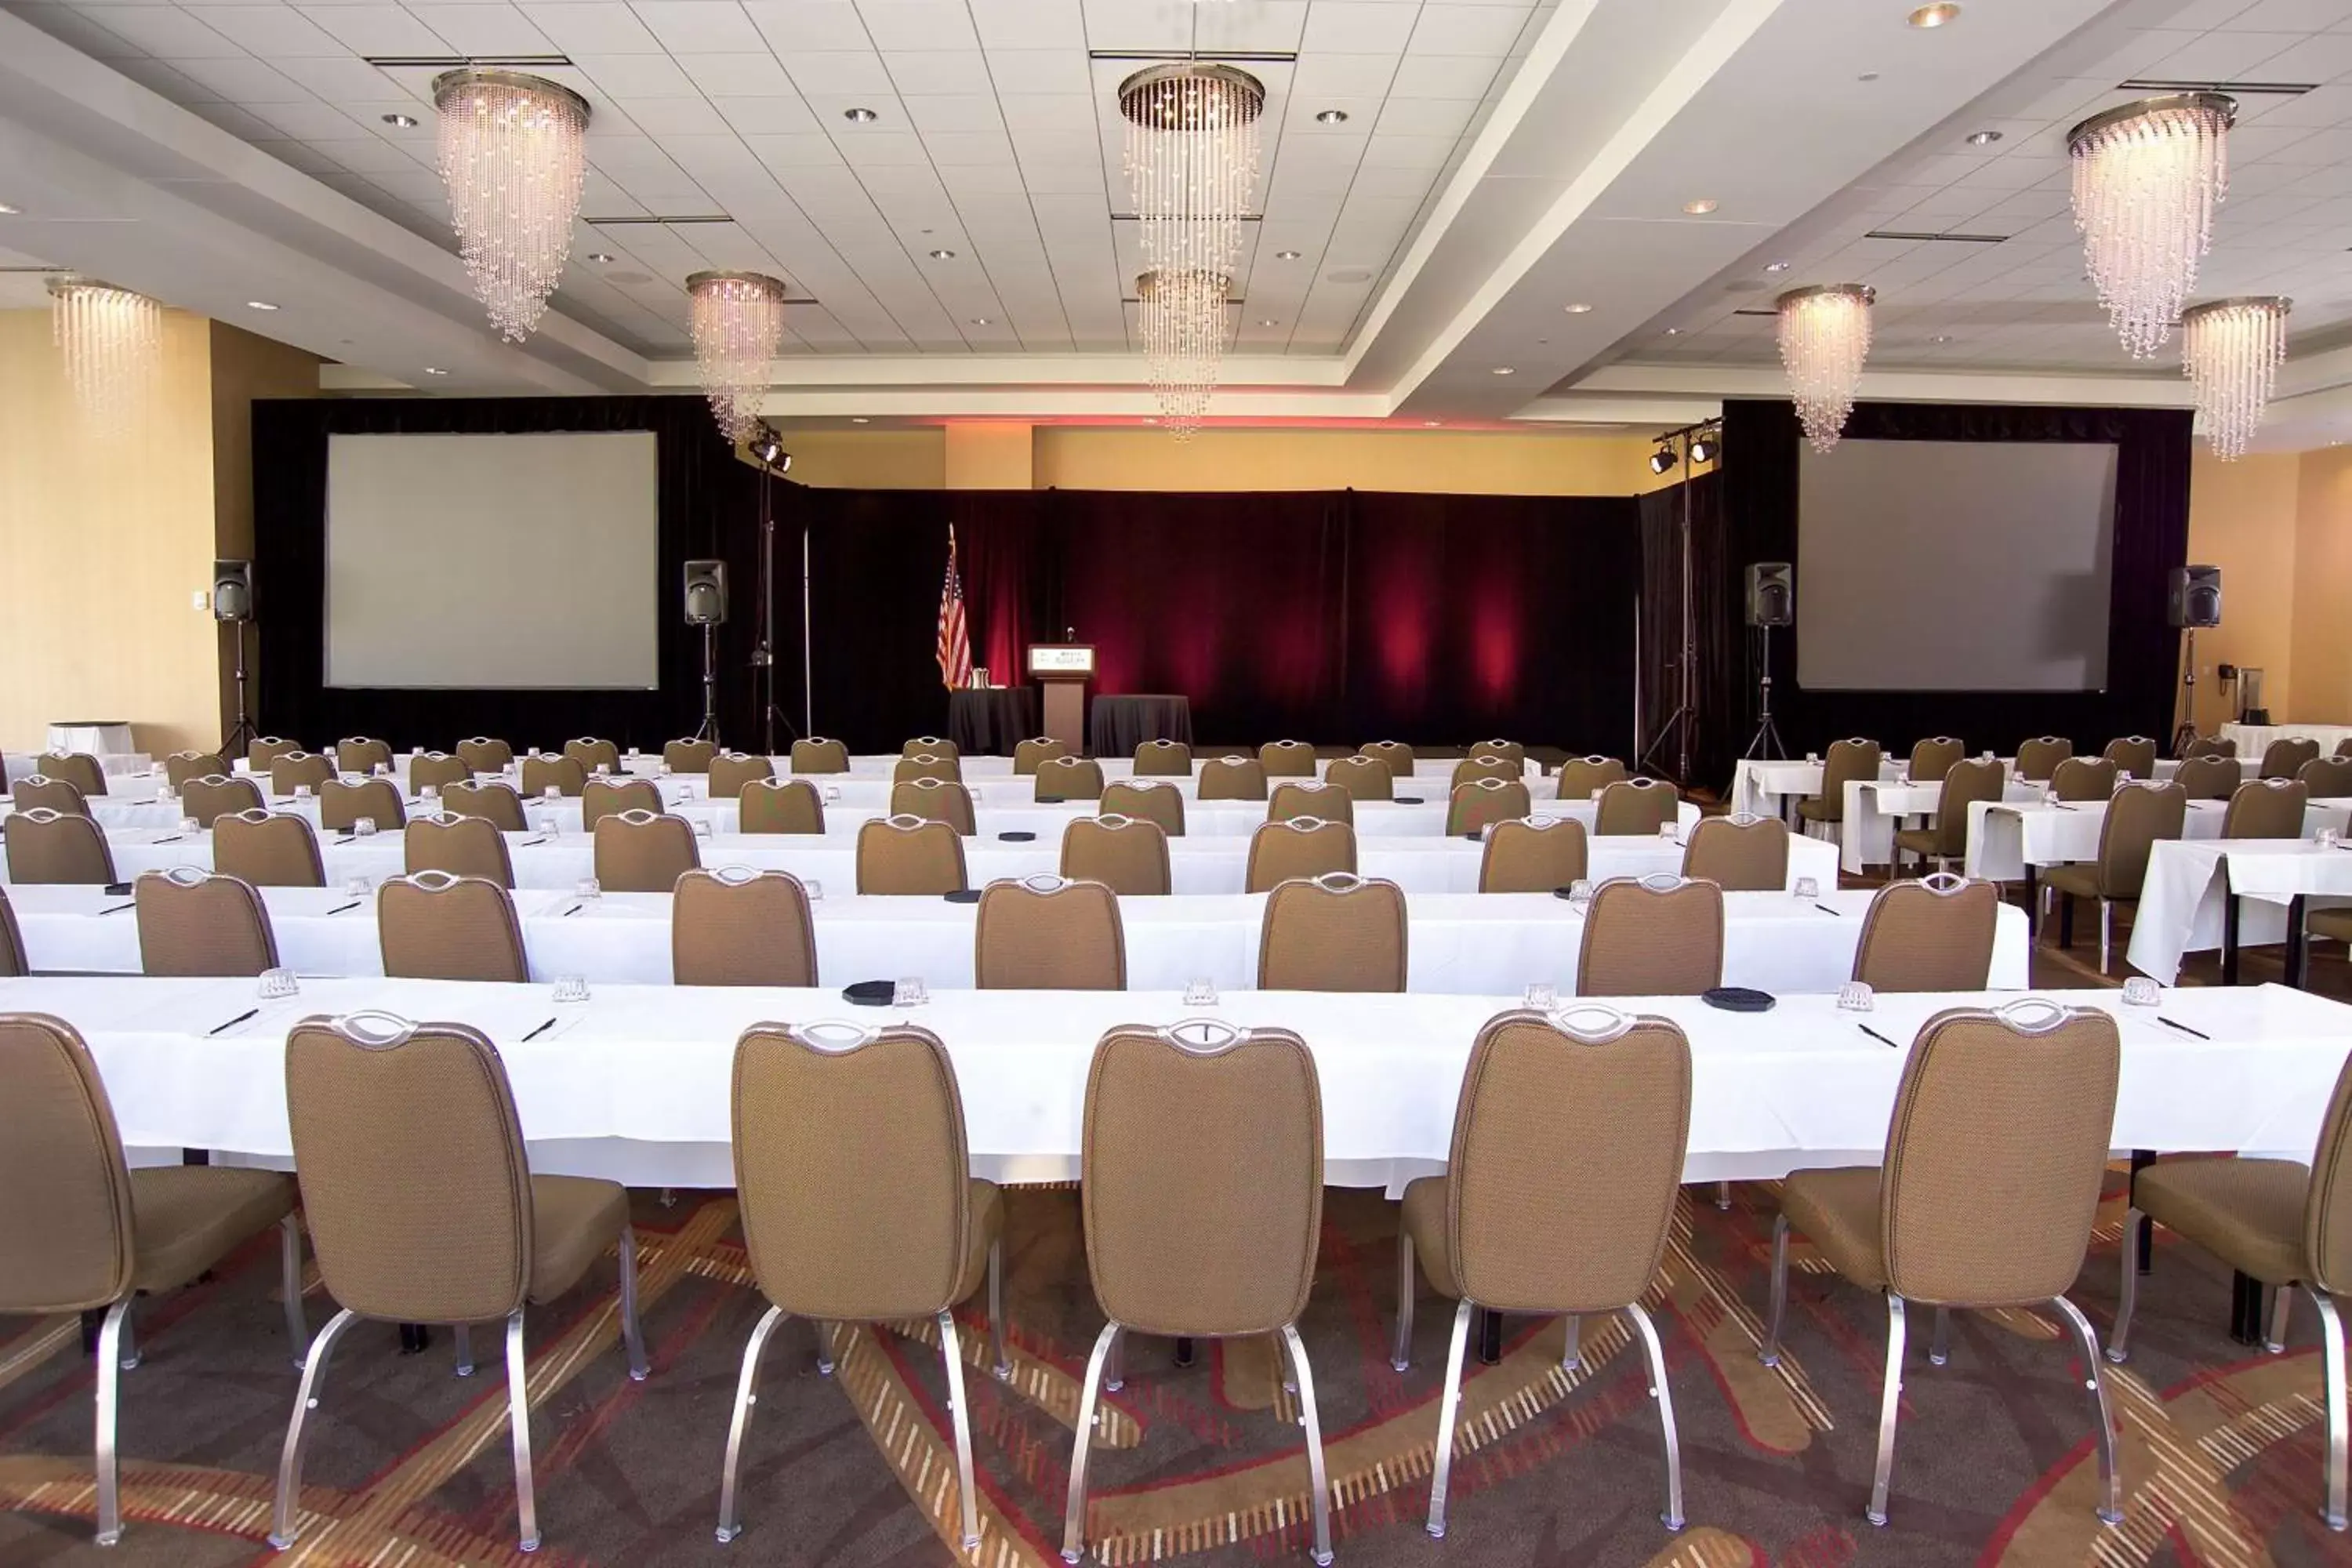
(748, 422, 790, 474)
(1689, 428, 1720, 464)
(1649, 444, 1677, 475)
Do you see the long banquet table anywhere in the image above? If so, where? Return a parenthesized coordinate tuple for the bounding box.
(2129, 837, 2352, 985)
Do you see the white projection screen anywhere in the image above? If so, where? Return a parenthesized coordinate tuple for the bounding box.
(1796, 438, 2118, 692)
(325, 432, 659, 689)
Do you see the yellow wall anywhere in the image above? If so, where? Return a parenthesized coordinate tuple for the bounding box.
(2184, 451, 2300, 731)
(209, 321, 322, 734)
(943, 422, 1034, 488)
(2291, 448, 2352, 724)
(783, 430, 946, 489)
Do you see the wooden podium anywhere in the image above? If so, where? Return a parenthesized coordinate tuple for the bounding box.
(1029, 644, 1095, 751)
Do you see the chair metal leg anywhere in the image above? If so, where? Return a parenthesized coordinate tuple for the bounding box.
(1867, 1293, 1907, 1526)
(618, 1224, 649, 1381)
(93, 1299, 131, 1545)
(1624, 1301, 1686, 1531)
(714, 1304, 786, 1544)
(504, 1311, 539, 1552)
(1390, 1232, 1415, 1373)
(2047, 1294, 2125, 1525)
(2107, 1206, 2144, 1362)
(1279, 1323, 1335, 1566)
(1929, 1308, 1951, 1367)
(455, 1323, 474, 1377)
(1715, 1180, 1732, 1210)
(815, 1320, 833, 1377)
(278, 1214, 307, 1370)
(1061, 1322, 1120, 1565)
(1425, 1299, 1475, 1539)
(938, 1311, 982, 1551)
(268, 1306, 360, 1548)
(1562, 1313, 1581, 1373)
(2316, 1290, 2348, 1530)
(2270, 1284, 2295, 1354)
(2100, 899, 2114, 975)
(1759, 1213, 1790, 1367)
(115, 1306, 138, 1372)
(1104, 1327, 1125, 1393)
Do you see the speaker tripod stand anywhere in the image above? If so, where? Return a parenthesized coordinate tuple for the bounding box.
(2172, 626, 2201, 757)
(1743, 623, 1787, 761)
(223, 619, 258, 755)
(692, 622, 720, 745)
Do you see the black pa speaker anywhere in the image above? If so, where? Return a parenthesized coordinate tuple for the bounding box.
(1745, 561, 1794, 628)
(2168, 564, 2221, 629)
(212, 559, 253, 622)
(684, 560, 728, 626)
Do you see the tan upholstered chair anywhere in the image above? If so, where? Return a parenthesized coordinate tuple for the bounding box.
(858, 815, 967, 895)
(269, 752, 336, 798)
(0, 1014, 302, 1547)
(455, 736, 514, 774)
(896, 752, 964, 786)
(334, 737, 393, 775)
(1469, 739, 1526, 768)
(1063, 1021, 1332, 1565)
(1398, 1007, 1693, 1536)
(520, 755, 587, 799)
(1908, 736, 1965, 784)
(10, 775, 89, 816)
(1795, 739, 1882, 829)
(36, 751, 107, 797)
(404, 814, 514, 887)
(215, 809, 325, 887)
(5, 809, 116, 884)
(593, 809, 700, 892)
(2223, 777, 2309, 839)
(1682, 815, 1789, 891)
(1759, 1002, 2125, 1529)
(134, 868, 277, 976)
(1246, 817, 1355, 893)
(164, 750, 227, 788)
(1451, 755, 1519, 790)
(673, 867, 816, 987)
(583, 777, 660, 830)
(1258, 872, 1406, 991)
(2103, 735, 2159, 779)
(2014, 736, 2073, 782)
(1850, 874, 1998, 992)
(443, 780, 529, 833)
(893, 777, 978, 834)
(1359, 740, 1414, 780)
(1449, 778, 1530, 836)
(1479, 816, 1588, 892)
(2049, 756, 2118, 802)
(320, 778, 405, 833)
(270, 1014, 646, 1555)
(378, 872, 528, 982)
(1893, 757, 2005, 875)
(1133, 739, 1192, 777)
(2174, 754, 2239, 800)
(1061, 815, 1170, 896)
(902, 735, 960, 760)
(2300, 756, 2352, 799)
(1014, 736, 1070, 774)
(2108, 1048, 2352, 1526)
(789, 737, 851, 774)
(0, 887, 23, 976)
(2264, 737, 2322, 780)
(664, 738, 717, 774)
(741, 778, 826, 834)
(975, 876, 1126, 989)
(1198, 755, 1269, 800)
(1323, 753, 1394, 802)
(709, 752, 775, 799)
(2041, 779, 2187, 970)
(1555, 756, 1630, 803)
(2182, 735, 2238, 761)
(1035, 755, 1104, 800)
(1100, 779, 1184, 836)
(1577, 875, 1723, 996)
(563, 737, 620, 775)
(409, 752, 469, 794)
(1260, 739, 1316, 777)
(247, 736, 303, 772)
(716, 1022, 1004, 1548)
(1595, 778, 1679, 837)
(1269, 779, 1354, 825)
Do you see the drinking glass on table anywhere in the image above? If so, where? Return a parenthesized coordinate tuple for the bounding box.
(1804, 751, 1820, 766)
(1523, 982, 1557, 1011)
(2121, 976, 2161, 1007)
(1794, 877, 1820, 901)
(1566, 879, 1593, 907)
(893, 976, 929, 1007)
(258, 967, 299, 1000)
(543, 786, 561, 801)
(1184, 976, 1219, 1006)
(2321, 828, 2342, 850)
(180, 815, 201, 834)
(343, 874, 371, 897)
(575, 877, 601, 902)
(1837, 981, 1874, 1013)
(552, 975, 590, 1004)
(353, 817, 377, 837)
(535, 811, 560, 837)
(803, 879, 823, 901)
(293, 783, 313, 798)
(419, 785, 439, 804)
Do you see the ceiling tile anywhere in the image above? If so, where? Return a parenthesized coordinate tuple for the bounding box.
(1405, 3, 1532, 56)
(969, 0, 1081, 49)
(180, 5, 348, 56)
(884, 50, 993, 95)
(78, 5, 241, 57)
(629, 0, 765, 51)
(715, 93, 821, 132)
(1301, 1, 1417, 55)
(612, 95, 734, 132)
(675, 50, 793, 94)
(855, 0, 975, 52)
(405, 4, 556, 53)
(782, 48, 894, 94)
(519, 2, 669, 53)
(576, 52, 698, 96)
(295, 5, 452, 53)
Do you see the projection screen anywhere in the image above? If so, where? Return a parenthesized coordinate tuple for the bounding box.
(325, 432, 660, 690)
(1795, 438, 2118, 692)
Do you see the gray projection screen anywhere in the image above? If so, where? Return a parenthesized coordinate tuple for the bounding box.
(1795, 438, 2118, 692)
(325, 432, 660, 690)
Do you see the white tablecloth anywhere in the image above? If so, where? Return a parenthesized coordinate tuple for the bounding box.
(5, 752, 152, 788)
(2223, 723, 2352, 759)
(1840, 776, 2044, 874)
(2128, 838, 2352, 984)
(45, 722, 135, 755)
(1734, 755, 2187, 829)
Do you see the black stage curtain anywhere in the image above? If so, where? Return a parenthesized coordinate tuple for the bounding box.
(1637, 473, 1738, 785)
(1716, 398, 2192, 782)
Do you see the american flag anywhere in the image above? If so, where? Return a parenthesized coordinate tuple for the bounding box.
(935, 524, 973, 691)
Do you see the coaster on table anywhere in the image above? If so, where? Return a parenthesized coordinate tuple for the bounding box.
(997, 830, 1036, 841)
(943, 888, 982, 904)
(1396, 796, 1425, 805)
(842, 980, 895, 1007)
(1702, 986, 1776, 1013)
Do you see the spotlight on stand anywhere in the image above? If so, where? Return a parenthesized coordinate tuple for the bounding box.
(748, 422, 790, 473)
(1688, 426, 1721, 464)
(1649, 441, 1677, 475)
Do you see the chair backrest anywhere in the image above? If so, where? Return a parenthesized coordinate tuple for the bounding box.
(902, 736, 960, 760)
(134, 869, 278, 976)
(582, 777, 660, 830)
(1577, 876, 1723, 996)
(1594, 778, 1679, 836)
(403, 814, 514, 887)
(1034, 756, 1104, 800)
(563, 737, 620, 775)
(0, 887, 23, 978)
(740, 778, 826, 834)
(269, 752, 336, 797)
(0, 1014, 134, 1314)
(2, 810, 115, 885)
(285, 1014, 534, 1323)
(1443, 1008, 1692, 1314)
(2222, 778, 2308, 840)
(975, 877, 1126, 989)
(1060, 815, 1171, 896)
(895, 753, 964, 786)
(1448, 778, 1530, 836)
(247, 736, 302, 771)
(891, 778, 977, 834)
(519, 755, 587, 799)
(1322, 754, 1393, 801)
(1479, 816, 1588, 892)
(1908, 736, 1965, 784)
(1929, 758, 2008, 855)
(593, 809, 701, 892)
(178, 775, 263, 827)
(2174, 754, 2240, 800)
(673, 868, 816, 987)
(163, 750, 227, 788)
(2049, 755, 2117, 803)
(1259, 740, 1316, 777)
(1451, 755, 1519, 790)
(2338, 738, 2352, 760)
(856, 815, 967, 895)
(731, 1022, 976, 1321)
(455, 737, 514, 773)
(377, 873, 528, 982)
(664, 738, 717, 774)
(36, 752, 106, 797)
(441, 780, 528, 833)
(320, 778, 406, 832)
(1468, 739, 1526, 767)
(1133, 739, 1193, 777)
(2092, 780, 2187, 898)
(2102, 735, 2158, 779)
(1269, 779, 1353, 825)
(1359, 740, 1414, 779)
(1013, 737, 1069, 775)
(2263, 737, 2321, 779)
(409, 753, 470, 794)
(2299, 756, 2352, 799)
(1099, 780, 1185, 837)
(1258, 873, 1406, 992)
(1851, 874, 1998, 992)
(9, 775, 88, 817)
(1197, 756, 1269, 800)
(708, 752, 776, 799)
(1879, 1004, 2120, 1307)
(789, 737, 850, 774)
(214, 810, 325, 887)
(1815, 739, 1883, 820)
(1554, 756, 1628, 802)
(2014, 736, 2073, 782)
(1246, 817, 1356, 892)
(1680, 815, 1788, 890)
(2181, 735, 2238, 760)
(2299, 1051, 2352, 1295)
(335, 737, 393, 775)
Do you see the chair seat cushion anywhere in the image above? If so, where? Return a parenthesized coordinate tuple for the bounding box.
(1780, 1167, 1886, 1291)
(528, 1175, 630, 1304)
(129, 1166, 296, 1294)
(1794, 798, 1840, 824)
(953, 1178, 1004, 1305)
(2136, 1156, 2310, 1287)
(2040, 863, 2104, 899)
(1400, 1175, 1458, 1298)
(1889, 827, 1941, 856)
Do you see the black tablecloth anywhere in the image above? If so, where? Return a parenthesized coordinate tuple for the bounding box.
(1088, 695, 1194, 757)
(946, 688, 1037, 757)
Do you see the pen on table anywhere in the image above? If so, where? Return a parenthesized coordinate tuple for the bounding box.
(561, 902, 584, 917)
(521, 1016, 557, 1041)
(207, 1007, 259, 1036)
(1857, 1023, 1901, 1049)
(2155, 1014, 2212, 1040)
(325, 900, 362, 916)
(151, 833, 183, 844)
(521, 836, 547, 847)
(2049, 802, 2078, 811)
(98, 901, 136, 916)
(332, 834, 358, 846)
(1814, 903, 1842, 916)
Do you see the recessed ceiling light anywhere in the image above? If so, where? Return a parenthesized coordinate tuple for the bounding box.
(1258, 317, 1279, 327)
(0, 201, 19, 215)
(1276, 249, 1301, 260)
(422, 366, 448, 376)
(843, 106, 878, 123)
(586, 251, 615, 263)
(1315, 108, 1349, 124)
(381, 112, 418, 129)
(1929, 334, 1953, 343)
(972, 317, 993, 326)
(245, 300, 279, 311)
(1664, 327, 1682, 335)
(1965, 129, 2002, 146)
(1491, 365, 1515, 376)
(1563, 302, 1593, 314)
(1908, 2, 1961, 27)
(1683, 198, 1718, 215)
(928, 248, 956, 260)
(1763, 260, 1791, 273)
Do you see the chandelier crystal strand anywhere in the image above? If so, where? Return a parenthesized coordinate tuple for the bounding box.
(47, 278, 162, 432)
(2068, 93, 2234, 359)
(1775, 285, 1875, 454)
(1120, 64, 1265, 437)
(687, 271, 788, 445)
(2181, 296, 2288, 461)
(433, 70, 591, 343)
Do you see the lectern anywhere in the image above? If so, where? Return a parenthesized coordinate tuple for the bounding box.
(1029, 644, 1095, 752)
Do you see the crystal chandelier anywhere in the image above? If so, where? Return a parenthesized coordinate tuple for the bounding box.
(2181, 296, 2288, 461)
(1120, 64, 1265, 437)
(687, 271, 788, 445)
(2068, 93, 2234, 358)
(1775, 285, 1875, 453)
(433, 69, 591, 343)
(47, 277, 162, 431)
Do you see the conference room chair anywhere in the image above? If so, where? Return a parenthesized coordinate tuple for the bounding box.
(1451, 755, 1519, 790)
(1396, 1007, 1693, 1537)
(1555, 754, 1632, 804)
(1449, 777, 1530, 836)
(0, 1014, 303, 1548)
(334, 736, 393, 775)
(665, 738, 718, 774)
(709, 752, 776, 799)
(443, 779, 530, 833)
(270, 1014, 647, 1555)
(133, 868, 277, 976)
(267, 752, 336, 799)
(714, 1021, 1004, 1549)
(2181, 735, 2238, 761)
(520, 754, 587, 799)
(1682, 815, 1790, 891)
(902, 735, 960, 760)
(2014, 736, 2074, 782)
(455, 736, 514, 774)
(2107, 1048, 2352, 1527)
(858, 815, 968, 895)
(1100, 779, 1185, 836)
(1359, 739, 1414, 779)
(2173, 754, 2240, 800)
(163, 750, 227, 789)
(1013, 736, 1070, 774)
(2223, 777, 2310, 839)
(2340, 739, 2352, 759)
(563, 737, 621, 775)
(2103, 735, 2160, 779)
(410, 751, 470, 794)
(404, 814, 514, 888)
(1479, 816, 1588, 892)
(1246, 816, 1356, 893)
(1036, 755, 1105, 801)
(1577, 876, 1724, 996)
(893, 778, 978, 835)
(2263, 737, 2322, 780)
(895, 752, 964, 786)
(1269, 779, 1355, 825)
(1850, 874, 1998, 992)
(2040, 779, 2187, 971)
(319, 778, 405, 833)
(215, 809, 326, 887)
(1795, 739, 1881, 830)
(975, 876, 1127, 989)
(1758, 1003, 2125, 1530)
(582, 777, 660, 830)
(1261, 739, 1316, 777)
(1062, 1021, 1333, 1568)
(1258, 872, 1406, 992)
(1197, 755, 1269, 801)
(1133, 738, 1192, 777)
(10, 775, 89, 817)
(30, 750, 106, 797)
(2049, 755, 2118, 803)
(593, 809, 701, 893)
(1893, 757, 2006, 876)
(1907, 736, 1965, 784)
(378, 872, 528, 982)
(1469, 739, 1526, 768)
(246, 736, 303, 772)
(0, 887, 23, 976)
(740, 778, 826, 834)
(2299, 755, 2352, 798)
(672, 867, 816, 987)
(1323, 753, 1394, 802)
(789, 737, 851, 774)
(1595, 778, 1679, 837)
(1061, 815, 1171, 896)
(3, 808, 115, 885)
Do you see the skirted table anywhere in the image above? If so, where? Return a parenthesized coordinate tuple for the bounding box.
(946, 688, 1037, 756)
(1087, 694, 1192, 757)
